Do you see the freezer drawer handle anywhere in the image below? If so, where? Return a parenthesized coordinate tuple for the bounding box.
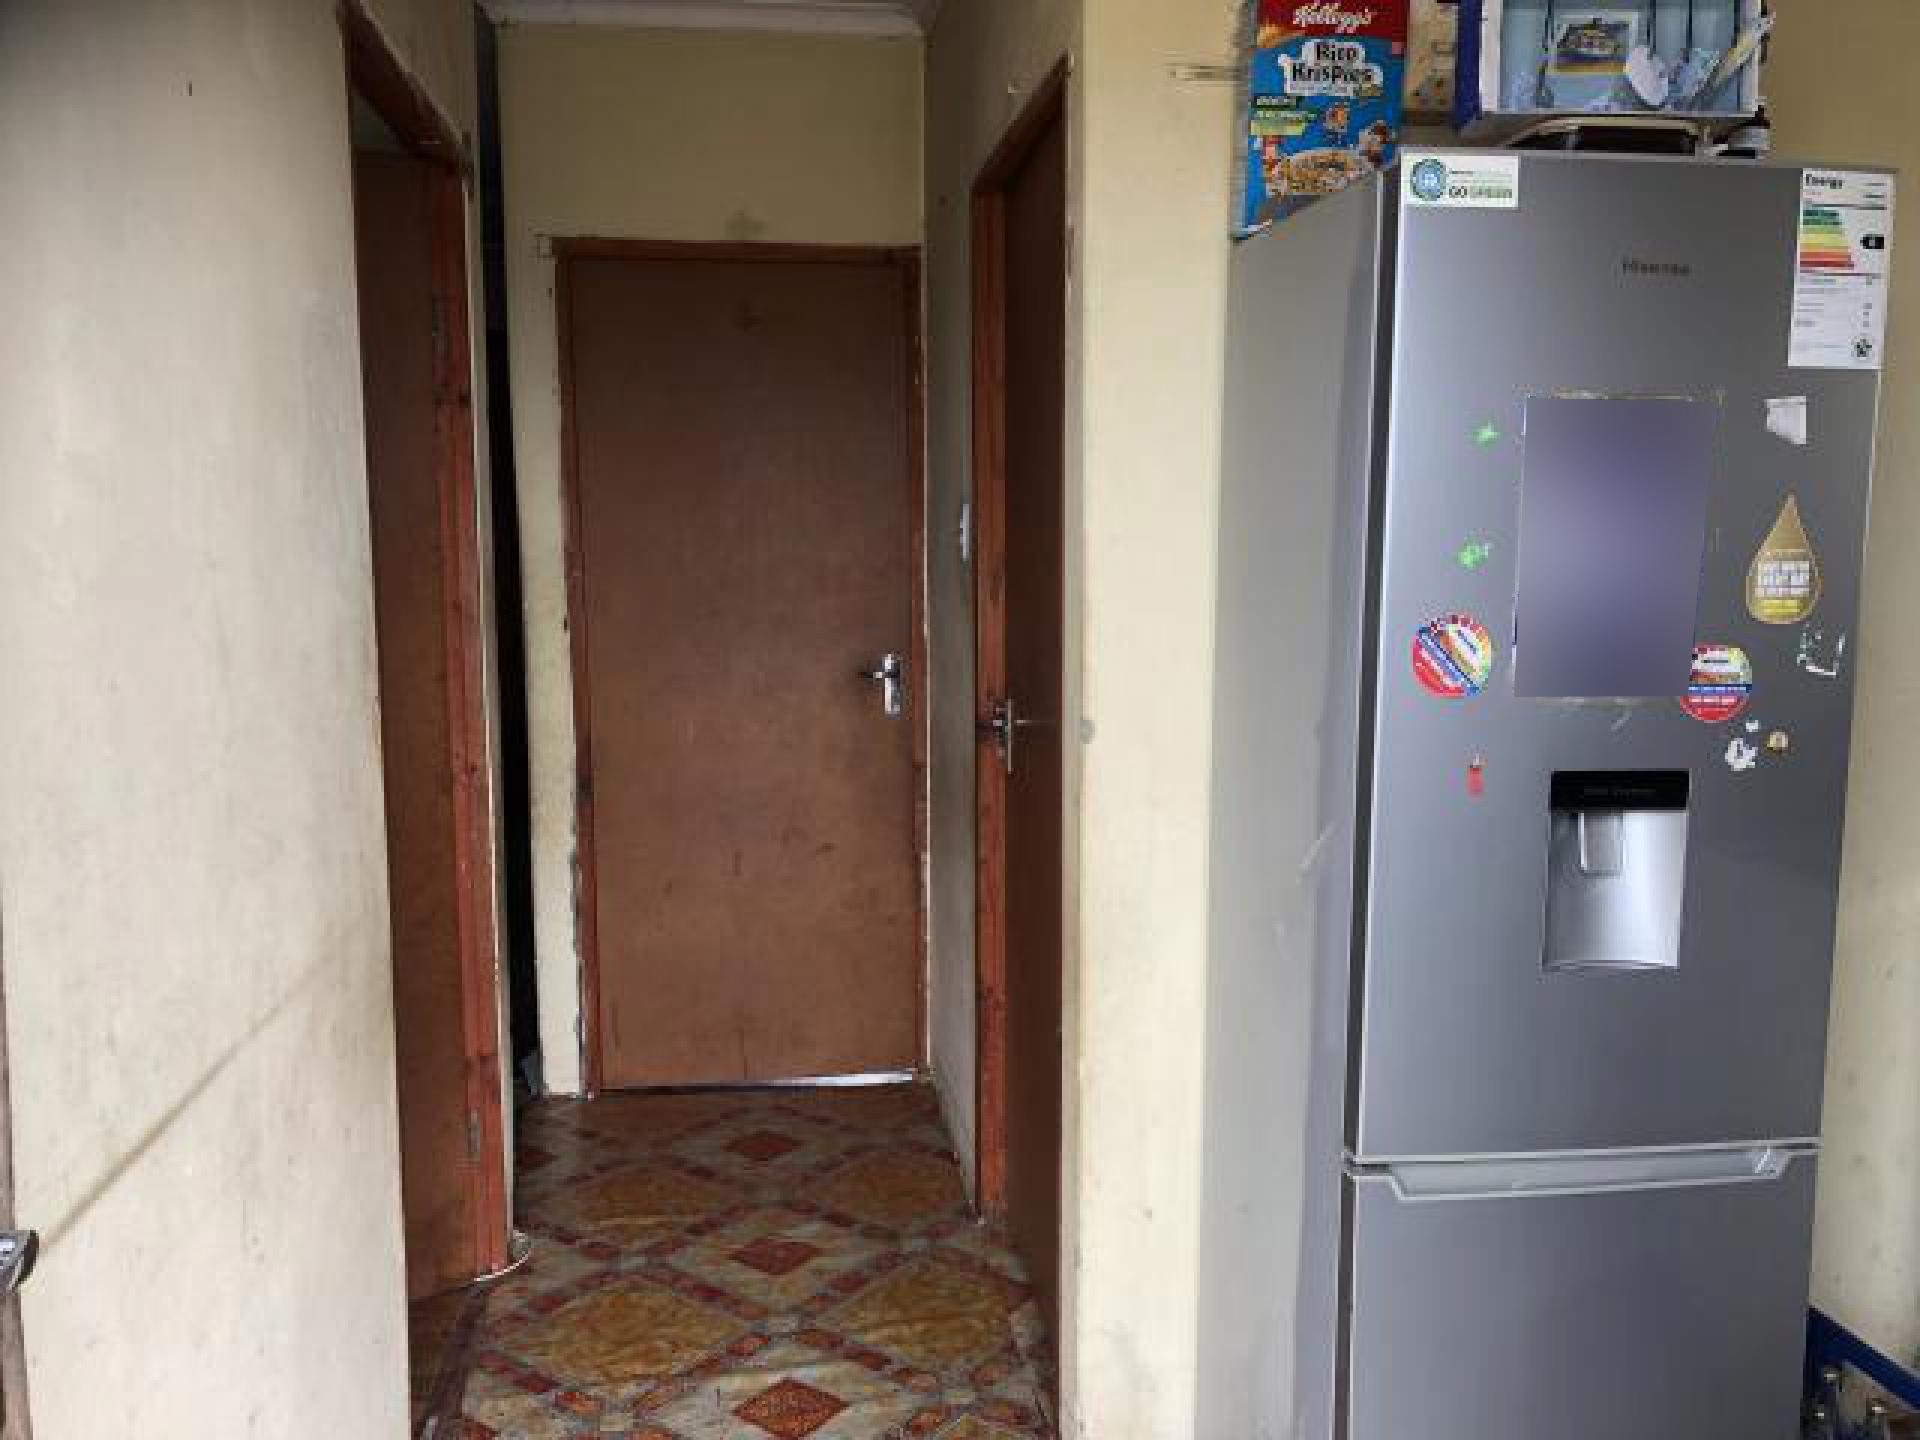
(1366, 1145, 1811, 1204)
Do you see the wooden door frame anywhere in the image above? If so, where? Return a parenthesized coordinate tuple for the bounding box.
(556, 238, 931, 1097)
(342, 0, 510, 1278)
(971, 61, 1070, 1219)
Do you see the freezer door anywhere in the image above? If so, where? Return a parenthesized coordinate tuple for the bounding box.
(1356, 155, 1884, 1157)
(1344, 1154, 1817, 1440)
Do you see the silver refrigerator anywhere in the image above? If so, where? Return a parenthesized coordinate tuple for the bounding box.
(1209, 150, 1894, 1438)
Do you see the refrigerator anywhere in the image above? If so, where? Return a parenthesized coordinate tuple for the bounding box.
(1210, 150, 1894, 1438)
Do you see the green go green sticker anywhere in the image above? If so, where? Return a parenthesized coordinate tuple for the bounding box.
(1474, 421, 1503, 447)
(1458, 541, 1493, 571)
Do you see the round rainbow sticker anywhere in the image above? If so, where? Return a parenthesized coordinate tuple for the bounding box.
(1412, 613, 1495, 699)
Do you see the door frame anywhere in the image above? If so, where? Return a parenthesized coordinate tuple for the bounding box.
(971, 61, 1070, 1218)
(555, 238, 930, 1096)
(342, 1, 510, 1278)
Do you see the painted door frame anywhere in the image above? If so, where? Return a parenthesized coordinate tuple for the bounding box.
(555, 238, 931, 1097)
(342, 1, 510, 1279)
(971, 61, 1070, 1219)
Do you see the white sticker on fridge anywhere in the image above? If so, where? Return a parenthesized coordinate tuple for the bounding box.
(1403, 153, 1521, 211)
(1790, 169, 1895, 371)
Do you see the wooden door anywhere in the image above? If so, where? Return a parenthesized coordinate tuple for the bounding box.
(354, 150, 500, 1299)
(562, 246, 922, 1091)
(975, 76, 1068, 1340)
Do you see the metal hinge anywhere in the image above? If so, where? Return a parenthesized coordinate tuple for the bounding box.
(466, 1111, 481, 1162)
(0, 1230, 37, 1298)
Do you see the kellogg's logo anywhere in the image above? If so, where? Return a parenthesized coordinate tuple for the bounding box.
(1289, 2, 1380, 34)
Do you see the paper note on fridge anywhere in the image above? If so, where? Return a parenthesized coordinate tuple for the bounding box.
(1791, 169, 1895, 371)
(1765, 396, 1809, 447)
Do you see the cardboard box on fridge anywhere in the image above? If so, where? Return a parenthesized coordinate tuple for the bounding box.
(1407, 0, 1462, 120)
(1237, 0, 1411, 235)
(1453, 0, 1765, 139)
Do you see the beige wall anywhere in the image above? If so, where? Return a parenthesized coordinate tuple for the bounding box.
(0, 0, 489, 1434)
(1072, 4, 1241, 1436)
(1770, 0, 1920, 1367)
(497, 23, 922, 1096)
(924, 1, 1249, 1433)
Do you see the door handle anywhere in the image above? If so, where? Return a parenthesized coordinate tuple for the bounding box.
(858, 652, 906, 718)
(979, 696, 1055, 776)
(0, 1231, 38, 1299)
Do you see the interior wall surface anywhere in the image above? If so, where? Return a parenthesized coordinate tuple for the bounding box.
(1771, 0, 1920, 1367)
(0, 0, 494, 1432)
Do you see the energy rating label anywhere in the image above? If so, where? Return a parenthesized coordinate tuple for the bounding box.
(1791, 169, 1895, 371)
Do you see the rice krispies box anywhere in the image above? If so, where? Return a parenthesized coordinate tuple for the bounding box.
(1239, 0, 1411, 234)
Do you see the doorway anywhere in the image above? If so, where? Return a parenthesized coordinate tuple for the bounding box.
(973, 65, 1070, 1346)
(342, 0, 508, 1402)
(558, 241, 929, 1093)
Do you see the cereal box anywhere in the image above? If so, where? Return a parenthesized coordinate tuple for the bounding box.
(1239, 0, 1411, 234)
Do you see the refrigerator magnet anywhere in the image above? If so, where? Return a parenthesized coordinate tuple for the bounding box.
(1796, 628, 1846, 681)
(1678, 644, 1753, 724)
(1747, 496, 1822, 625)
(1412, 613, 1495, 698)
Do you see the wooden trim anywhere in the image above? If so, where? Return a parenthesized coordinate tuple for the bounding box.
(901, 254, 932, 1072)
(555, 251, 605, 1097)
(480, 0, 928, 37)
(344, 5, 508, 1276)
(427, 164, 509, 1275)
(557, 239, 931, 1093)
(551, 237, 919, 268)
(974, 59, 1071, 196)
(971, 61, 1068, 1220)
(339, 1, 467, 172)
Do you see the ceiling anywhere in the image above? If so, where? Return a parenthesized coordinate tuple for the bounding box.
(480, 0, 940, 36)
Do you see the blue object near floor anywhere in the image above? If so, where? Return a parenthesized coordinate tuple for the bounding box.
(1807, 1307, 1920, 1413)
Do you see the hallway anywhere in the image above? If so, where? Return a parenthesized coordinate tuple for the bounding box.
(432, 1084, 1054, 1438)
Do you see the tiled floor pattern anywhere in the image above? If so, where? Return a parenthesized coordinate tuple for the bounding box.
(448, 1083, 1055, 1439)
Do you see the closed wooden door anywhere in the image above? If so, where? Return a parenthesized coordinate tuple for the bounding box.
(354, 151, 486, 1300)
(564, 248, 921, 1090)
(976, 82, 1068, 1342)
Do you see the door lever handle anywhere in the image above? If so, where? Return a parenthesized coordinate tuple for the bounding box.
(858, 652, 906, 718)
(0, 1230, 38, 1299)
(979, 697, 1055, 776)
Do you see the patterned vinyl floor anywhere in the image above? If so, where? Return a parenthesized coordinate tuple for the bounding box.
(432, 1082, 1055, 1439)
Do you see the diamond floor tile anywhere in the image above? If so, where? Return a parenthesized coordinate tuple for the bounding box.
(448, 1083, 1054, 1437)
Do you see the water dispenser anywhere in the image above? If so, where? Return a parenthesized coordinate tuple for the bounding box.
(1545, 771, 1690, 973)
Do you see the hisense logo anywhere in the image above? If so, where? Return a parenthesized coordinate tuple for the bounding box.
(1622, 257, 1692, 279)
(1292, 2, 1377, 33)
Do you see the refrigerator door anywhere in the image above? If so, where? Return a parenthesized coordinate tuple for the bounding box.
(1344, 1154, 1817, 1440)
(1355, 154, 1885, 1158)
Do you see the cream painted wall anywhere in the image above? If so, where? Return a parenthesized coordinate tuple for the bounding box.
(920, 0, 1080, 1215)
(0, 1, 489, 1433)
(496, 24, 922, 1096)
(1070, 4, 1241, 1436)
(1770, 0, 1920, 1367)
(925, 1, 1247, 1431)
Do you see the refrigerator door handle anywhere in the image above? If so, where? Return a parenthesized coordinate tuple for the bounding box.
(1359, 1144, 1815, 1204)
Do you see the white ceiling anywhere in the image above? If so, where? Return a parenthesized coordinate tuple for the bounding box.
(481, 0, 940, 36)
